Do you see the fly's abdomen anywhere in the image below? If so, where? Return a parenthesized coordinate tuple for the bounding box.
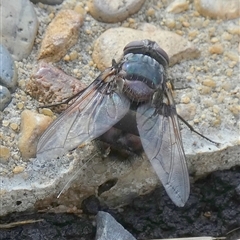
(120, 53, 166, 102)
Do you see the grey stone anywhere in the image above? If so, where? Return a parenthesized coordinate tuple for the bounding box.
(88, 0, 146, 23)
(0, 0, 38, 60)
(30, 0, 64, 5)
(0, 45, 18, 92)
(95, 211, 136, 240)
(0, 86, 12, 111)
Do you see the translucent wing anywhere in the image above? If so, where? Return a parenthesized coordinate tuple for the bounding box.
(136, 92, 190, 207)
(37, 68, 130, 161)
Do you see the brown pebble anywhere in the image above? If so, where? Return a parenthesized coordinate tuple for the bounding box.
(209, 43, 224, 54)
(202, 79, 216, 88)
(10, 123, 19, 131)
(38, 10, 84, 62)
(224, 51, 239, 62)
(12, 166, 25, 174)
(0, 145, 10, 161)
(18, 110, 53, 160)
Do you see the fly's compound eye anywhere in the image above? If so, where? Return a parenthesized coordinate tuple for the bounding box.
(123, 39, 169, 67)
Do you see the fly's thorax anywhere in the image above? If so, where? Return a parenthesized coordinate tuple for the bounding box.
(118, 53, 166, 102)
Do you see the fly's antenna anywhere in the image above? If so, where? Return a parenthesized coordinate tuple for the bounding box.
(57, 153, 98, 198)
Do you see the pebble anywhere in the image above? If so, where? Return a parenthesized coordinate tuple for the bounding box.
(194, 0, 240, 20)
(26, 62, 86, 107)
(225, 51, 239, 62)
(92, 26, 200, 70)
(30, 0, 64, 5)
(202, 79, 216, 88)
(0, 45, 18, 92)
(88, 0, 145, 23)
(0, 145, 10, 162)
(0, 0, 38, 61)
(12, 166, 25, 174)
(0, 86, 12, 111)
(18, 110, 53, 160)
(166, 0, 189, 13)
(209, 43, 224, 54)
(10, 123, 19, 131)
(38, 10, 84, 62)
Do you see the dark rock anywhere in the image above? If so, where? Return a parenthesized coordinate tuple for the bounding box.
(81, 195, 101, 215)
(30, 0, 64, 5)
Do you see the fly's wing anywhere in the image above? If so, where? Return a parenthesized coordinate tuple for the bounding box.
(136, 88, 190, 207)
(37, 69, 130, 161)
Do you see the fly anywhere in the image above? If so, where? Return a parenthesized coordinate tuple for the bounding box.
(37, 39, 216, 207)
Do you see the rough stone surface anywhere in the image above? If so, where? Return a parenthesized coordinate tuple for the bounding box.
(38, 10, 84, 62)
(0, 45, 18, 92)
(0, 0, 38, 60)
(195, 0, 240, 19)
(18, 110, 53, 159)
(0, 86, 12, 111)
(0, 167, 239, 239)
(95, 211, 136, 240)
(88, 0, 146, 23)
(92, 26, 200, 70)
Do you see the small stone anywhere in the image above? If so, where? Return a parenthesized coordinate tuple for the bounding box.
(165, 18, 176, 29)
(12, 166, 25, 174)
(225, 69, 233, 77)
(92, 26, 200, 70)
(38, 10, 84, 62)
(166, 0, 189, 13)
(0, 45, 18, 92)
(146, 8, 155, 17)
(95, 211, 136, 240)
(30, 0, 64, 5)
(200, 86, 212, 94)
(26, 62, 86, 108)
(18, 110, 53, 159)
(0, 86, 12, 111)
(10, 123, 19, 131)
(227, 25, 240, 35)
(209, 44, 224, 54)
(202, 79, 216, 88)
(69, 50, 78, 61)
(210, 37, 219, 43)
(0, 145, 10, 161)
(88, 0, 145, 23)
(17, 102, 24, 110)
(195, 0, 240, 20)
(74, 3, 86, 15)
(0, 0, 38, 60)
(40, 108, 54, 117)
(224, 51, 239, 62)
(181, 96, 191, 104)
(222, 32, 233, 41)
(2, 120, 9, 127)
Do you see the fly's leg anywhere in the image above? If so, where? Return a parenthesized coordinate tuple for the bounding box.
(177, 114, 219, 145)
(38, 89, 86, 109)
